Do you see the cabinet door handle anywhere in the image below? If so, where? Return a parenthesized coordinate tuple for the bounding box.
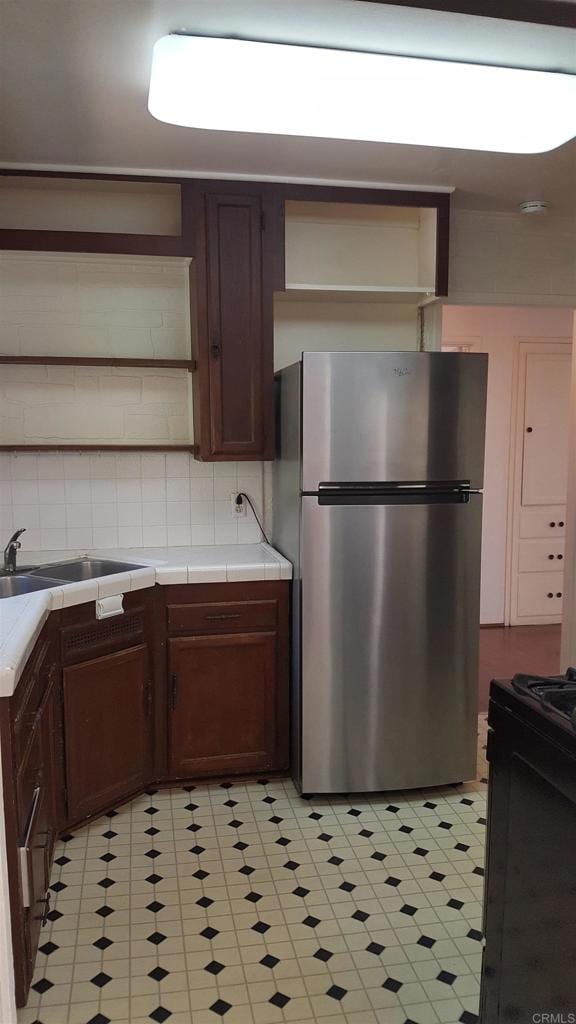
(170, 673, 177, 711)
(205, 613, 241, 621)
(210, 343, 221, 359)
(145, 678, 153, 718)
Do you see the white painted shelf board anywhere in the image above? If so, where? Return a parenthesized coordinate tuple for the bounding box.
(276, 283, 436, 304)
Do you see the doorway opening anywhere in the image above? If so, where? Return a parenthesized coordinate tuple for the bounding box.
(441, 305, 574, 709)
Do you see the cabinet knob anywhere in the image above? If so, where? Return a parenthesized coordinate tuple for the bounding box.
(547, 592, 554, 598)
(559, 521, 565, 527)
(526, 427, 533, 433)
(557, 592, 563, 598)
(550, 522, 556, 528)
(548, 554, 555, 560)
(558, 554, 563, 560)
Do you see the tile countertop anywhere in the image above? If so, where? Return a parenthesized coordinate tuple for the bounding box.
(0, 544, 292, 698)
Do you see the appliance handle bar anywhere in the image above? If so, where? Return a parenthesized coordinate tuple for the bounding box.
(315, 491, 472, 506)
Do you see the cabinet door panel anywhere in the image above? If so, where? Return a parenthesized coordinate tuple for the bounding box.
(169, 633, 277, 777)
(522, 352, 571, 506)
(206, 193, 266, 457)
(63, 645, 152, 822)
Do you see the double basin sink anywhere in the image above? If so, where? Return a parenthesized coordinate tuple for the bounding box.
(0, 558, 146, 599)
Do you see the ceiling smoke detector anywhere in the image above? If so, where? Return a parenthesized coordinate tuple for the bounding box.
(519, 201, 550, 215)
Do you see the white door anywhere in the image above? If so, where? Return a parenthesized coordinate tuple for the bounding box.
(522, 352, 571, 506)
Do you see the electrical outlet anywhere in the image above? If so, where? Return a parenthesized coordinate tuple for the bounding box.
(231, 493, 246, 516)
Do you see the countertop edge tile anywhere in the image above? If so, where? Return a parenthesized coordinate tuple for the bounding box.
(0, 544, 292, 696)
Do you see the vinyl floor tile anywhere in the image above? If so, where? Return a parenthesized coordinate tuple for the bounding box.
(18, 719, 488, 1024)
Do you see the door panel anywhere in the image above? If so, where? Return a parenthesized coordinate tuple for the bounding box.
(301, 351, 487, 490)
(517, 573, 564, 617)
(206, 194, 266, 457)
(63, 645, 152, 822)
(169, 633, 277, 777)
(300, 494, 482, 792)
(522, 352, 571, 506)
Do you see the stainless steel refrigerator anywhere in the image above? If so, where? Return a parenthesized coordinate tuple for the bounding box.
(273, 351, 488, 794)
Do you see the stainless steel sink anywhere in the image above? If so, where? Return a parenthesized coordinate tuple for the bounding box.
(29, 557, 145, 582)
(0, 575, 57, 598)
(0, 566, 40, 578)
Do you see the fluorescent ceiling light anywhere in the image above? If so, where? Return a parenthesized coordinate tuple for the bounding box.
(148, 34, 576, 155)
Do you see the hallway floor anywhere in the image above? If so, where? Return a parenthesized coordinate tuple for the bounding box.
(18, 726, 488, 1024)
(478, 623, 561, 712)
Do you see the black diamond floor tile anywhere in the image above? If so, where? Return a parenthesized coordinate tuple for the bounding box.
(327, 984, 347, 1000)
(149, 1008, 172, 1023)
(383, 977, 403, 993)
(93, 936, 114, 951)
(210, 999, 232, 1016)
(260, 954, 280, 968)
(204, 960, 225, 975)
(148, 966, 170, 982)
(367, 941, 385, 955)
(90, 971, 112, 988)
(352, 910, 370, 922)
(437, 970, 457, 985)
(314, 947, 333, 962)
(269, 992, 290, 1009)
(32, 978, 54, 994)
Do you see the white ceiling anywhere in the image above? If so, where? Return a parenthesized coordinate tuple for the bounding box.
(1, 0, 575, 213)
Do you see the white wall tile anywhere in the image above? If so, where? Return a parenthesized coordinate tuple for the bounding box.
(0, 453, 264, 551)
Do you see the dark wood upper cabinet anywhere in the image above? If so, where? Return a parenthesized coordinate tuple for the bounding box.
(187, 184, 284, 461)
(62, 644, 152, 823)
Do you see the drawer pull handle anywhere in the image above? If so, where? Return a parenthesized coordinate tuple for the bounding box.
(205, 613, 241, 621)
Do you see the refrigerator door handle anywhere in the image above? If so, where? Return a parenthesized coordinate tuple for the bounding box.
(316, 487, 472, 506)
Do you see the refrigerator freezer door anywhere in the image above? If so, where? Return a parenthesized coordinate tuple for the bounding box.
(299, 493, 482, 792)
(301, 351, 487, 491)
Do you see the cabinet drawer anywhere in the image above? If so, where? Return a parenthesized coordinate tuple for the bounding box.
(518, 539, 565, 573)
(519, 507, 566, 539)
(167, 600, 278, 635)
(517, 573, 564, 617)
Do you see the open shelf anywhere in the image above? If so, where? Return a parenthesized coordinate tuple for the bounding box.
(0, 444, 195, 452)
(0, 356, 195, 370)
(276, 284, 435, 304)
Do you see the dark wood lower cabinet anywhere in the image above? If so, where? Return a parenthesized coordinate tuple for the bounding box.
(1, 578, 290, 1008)
(169, 631, 278, 777)
(63, 644, 152, 823)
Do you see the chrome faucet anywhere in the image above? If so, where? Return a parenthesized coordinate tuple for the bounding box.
(4, 529, 26, 574)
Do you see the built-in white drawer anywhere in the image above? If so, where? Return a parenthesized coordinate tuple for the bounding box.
(518, 538, 565, 573)
(517, 572, 564, 617)
(519, 507, 566, 539)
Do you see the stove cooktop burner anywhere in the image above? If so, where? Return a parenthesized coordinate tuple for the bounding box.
(511, 669, 576, 729)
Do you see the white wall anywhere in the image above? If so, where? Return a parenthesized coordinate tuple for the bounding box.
(561, 314, 576, 668)
(0, 452, 265, 552)
(442, 306, 574, 624)
(449, 209, 576, 307)
(274, 299, 420, 370)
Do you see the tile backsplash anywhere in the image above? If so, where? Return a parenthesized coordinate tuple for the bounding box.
(0, 453, 265, 551)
